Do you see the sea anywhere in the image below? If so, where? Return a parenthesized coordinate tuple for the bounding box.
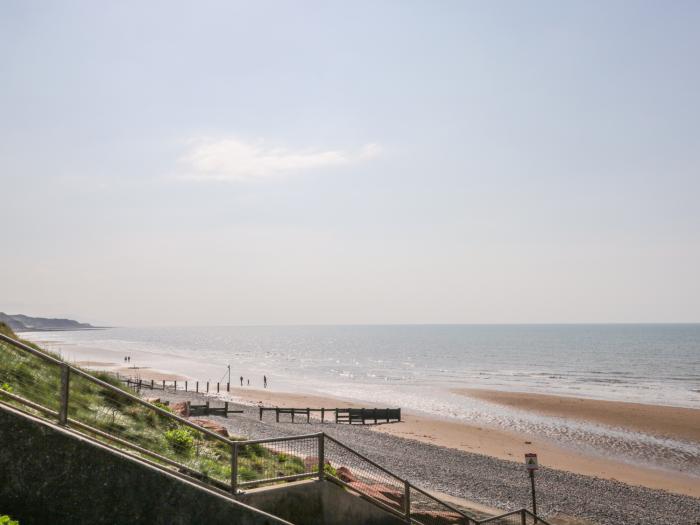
(25, 323, 700, 475)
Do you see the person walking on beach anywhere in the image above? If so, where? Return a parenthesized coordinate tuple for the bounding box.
(263, 375, 267, 388)
(247, 379, 250, 386)
(240, 376, 243, 387)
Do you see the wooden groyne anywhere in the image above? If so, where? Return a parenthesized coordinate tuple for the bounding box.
(120, 376, 232, 394)
(259, 407, 401, 425)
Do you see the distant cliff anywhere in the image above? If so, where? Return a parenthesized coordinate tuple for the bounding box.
(0, 312, 98, 332)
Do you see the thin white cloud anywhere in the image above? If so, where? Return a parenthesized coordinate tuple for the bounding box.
(180, 138, 381, 181)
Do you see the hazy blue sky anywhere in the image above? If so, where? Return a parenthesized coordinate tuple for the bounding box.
(1, 1, 699, 326)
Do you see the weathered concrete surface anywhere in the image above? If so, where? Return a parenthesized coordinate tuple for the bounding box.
(0, 404, 285, 525)
(240, 479, 405, 525)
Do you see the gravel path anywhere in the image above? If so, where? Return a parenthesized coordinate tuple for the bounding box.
(157, 390, 700, 525)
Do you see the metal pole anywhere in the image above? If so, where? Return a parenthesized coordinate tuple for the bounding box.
(58, 364, 70, 425)
(318, 434, 325, 481)
(231, 441, 239, 495)
(530, 470, 538, 522)
(404, 480, 411, 523)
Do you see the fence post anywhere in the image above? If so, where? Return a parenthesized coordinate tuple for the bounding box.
(227, 382, 230, 392)
(196, 381, 199, 393)
(205, 400, 210, 415)
(217, 382, 220, 393)
(318, 434, 325, 481)
(185, 380, 188, 392)
(521, 509, 526, 525)
(307, 407, 310, 423)
(58, 364, 70, 425)
(162, 379, 165, 390)
(335, 408, 338, 423)
(404, 480, 410, 523)
(224, 401, 229, 417)
(231, 441, 239, 495)
(151, 379, 154, 389)
(259, 406, 263, 420)
(276, 408, 279, 423)
(174, 380, 177, 390)
(206, 381, 209, 393)
(321, 407, 325, 423)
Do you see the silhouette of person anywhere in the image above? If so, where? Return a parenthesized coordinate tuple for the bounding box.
(247, 379, 250, 386)
(240, 376, 243, 387)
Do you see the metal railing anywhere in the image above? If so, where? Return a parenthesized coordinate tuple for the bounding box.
(0, 332, 551, 525)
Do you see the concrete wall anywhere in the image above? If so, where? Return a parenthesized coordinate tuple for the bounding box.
(240, 479, 406, 525)
(0, 404, 284, 525)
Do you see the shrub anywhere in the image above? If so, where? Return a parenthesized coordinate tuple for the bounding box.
(0, 383, 13, 393)
(164, 428, 195, 455)
(0, 515, 19, 525)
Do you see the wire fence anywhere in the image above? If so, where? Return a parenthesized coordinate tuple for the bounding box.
(0, 333, 551, 525)
(234, 434, 319, 490)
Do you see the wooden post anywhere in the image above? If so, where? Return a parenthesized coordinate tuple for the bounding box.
(224, 401, 229, 417)
(231, 442, 239, 495)
(291, 409, 295, 423)
(318, 434, 325, 481)
(259, 407, 263, 420)
(185, 381, 188, 391)
(151, 379, 154, 389)
(307, 407, 310, 423)
(196, 381, 199, 393)
(206, 381, 209, 393)
(227, 382, 230, 392)
(138, 378, 142, 390)
(335, 408, 338, 423)
(374, 408, 378, 425)
(276, 408, 279, 423)
(162, 379, 165, 390)
(521, 509, 527, 525)
(205, 400, 210, 415)
(174, 380, 177, 390)
(58, 364, 70, 425)
(321, 408, 325, 423)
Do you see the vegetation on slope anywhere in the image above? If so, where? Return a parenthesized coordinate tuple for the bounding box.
(0, 323, 305, 487)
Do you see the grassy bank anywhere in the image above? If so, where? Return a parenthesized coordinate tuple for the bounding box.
(0, 323, 306, 487)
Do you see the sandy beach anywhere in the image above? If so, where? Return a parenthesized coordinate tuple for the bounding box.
(28, 339, 700, 498)
(218, 386, 700, 498)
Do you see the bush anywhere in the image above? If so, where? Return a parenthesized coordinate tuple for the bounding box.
(164, 428, 195, 455)
(0, 515, 19, 525)
(0, 382, 13, 393)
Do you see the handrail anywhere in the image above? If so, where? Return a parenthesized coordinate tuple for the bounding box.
(236, 432, 323, 446)
(477, 509, 551, 525)
(407, 482, 474, 522)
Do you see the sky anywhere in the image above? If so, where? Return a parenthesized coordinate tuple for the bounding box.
(1, 1, 699, 326)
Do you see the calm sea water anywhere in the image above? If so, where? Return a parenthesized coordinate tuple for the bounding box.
(27, 324, 700, 473)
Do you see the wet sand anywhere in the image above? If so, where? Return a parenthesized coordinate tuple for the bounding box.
(457, 388, 700, 442)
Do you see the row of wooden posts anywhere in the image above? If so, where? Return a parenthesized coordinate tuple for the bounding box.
(119, 376, 233, 394)
(118, 375, 401, 426)
(258, 407, 401, 425)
